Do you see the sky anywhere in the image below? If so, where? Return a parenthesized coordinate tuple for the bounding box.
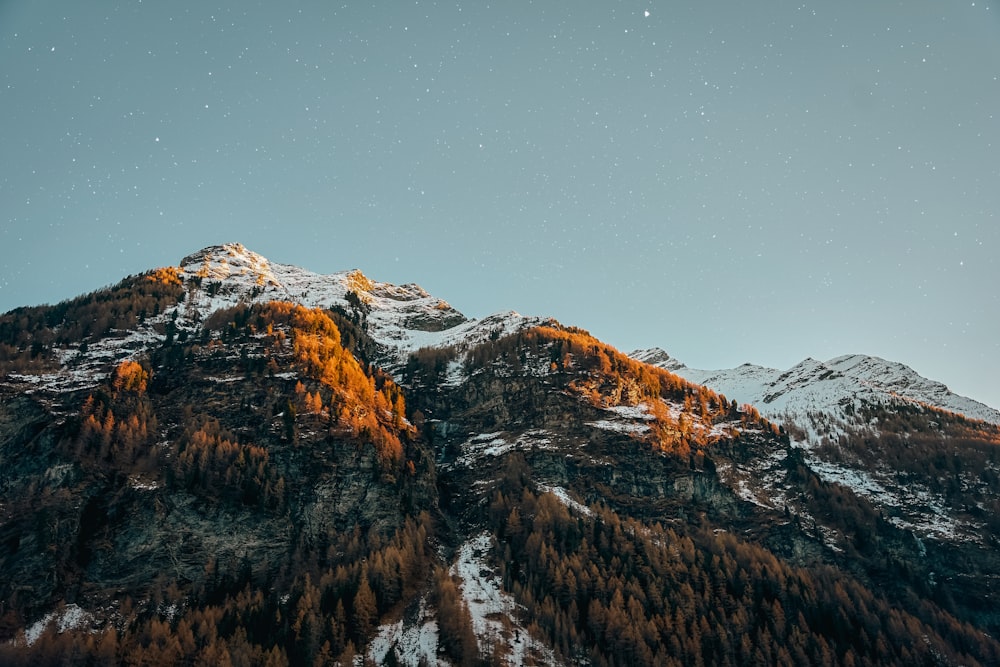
(1, 1, 999, 409)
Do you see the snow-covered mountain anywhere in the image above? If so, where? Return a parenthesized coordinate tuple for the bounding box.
(631, 347, 1000, 428)
(178, 243, 541, 366)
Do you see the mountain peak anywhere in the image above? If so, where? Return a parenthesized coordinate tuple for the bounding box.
(179, 242, 280, 287)
(177, 245, 433, 304)
(629, 347, 687, 372)
(169, 243, 488, 368)
(178, 242, 263, 268)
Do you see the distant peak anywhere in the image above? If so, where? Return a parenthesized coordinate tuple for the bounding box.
(630, 347, 687, 371)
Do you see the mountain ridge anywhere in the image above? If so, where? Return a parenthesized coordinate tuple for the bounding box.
(632, 346, 1000, 427)
(6, 241, 994, 424)
(176, 243, 1000, 426)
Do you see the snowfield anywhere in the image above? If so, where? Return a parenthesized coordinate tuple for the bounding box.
(451, 430, 558, 468)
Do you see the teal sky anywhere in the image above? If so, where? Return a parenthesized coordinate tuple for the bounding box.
(2, 1, 999, 409)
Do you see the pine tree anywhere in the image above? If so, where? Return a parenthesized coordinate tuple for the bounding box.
(353, 568, 377, 643)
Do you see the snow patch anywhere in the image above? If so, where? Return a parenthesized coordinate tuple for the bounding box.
(587, 419, 650, 435)
(455, 432, 512, 466)
(605, 404, 656, 421)
(128, 474, 160, 492)
(454, 430, 557, 467)
(714, 448, 790, 511)
(807, 458, 889, 498)
(452, 533, 560, 666)
(20, 604, 92, 646)
(367, 598, 445, 667)
(587, 403, 654, 435)
(538, 484, 593, 517)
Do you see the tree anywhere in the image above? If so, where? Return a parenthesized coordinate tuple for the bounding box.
(353, 568, 377, 643)
(283, 400, 297, 442)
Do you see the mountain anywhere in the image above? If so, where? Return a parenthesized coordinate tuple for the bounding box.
(2, 243, 1000, 666)
(631, 347, 1000, 429)
(175, 244, 541, 364)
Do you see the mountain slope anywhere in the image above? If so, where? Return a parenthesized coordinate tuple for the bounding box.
(634, 346, 1000, 632)
(634, 346, 1000, 537)
(2, 244, 1000, 666)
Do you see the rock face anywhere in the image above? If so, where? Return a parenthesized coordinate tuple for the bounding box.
(2, 245, 1000, 666)
(0, 306, 437, 635)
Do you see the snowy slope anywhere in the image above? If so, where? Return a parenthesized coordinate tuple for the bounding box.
(632, 347, 1000, 427)
(175, 243, 542, 367)
(178, 243, 469, 344)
